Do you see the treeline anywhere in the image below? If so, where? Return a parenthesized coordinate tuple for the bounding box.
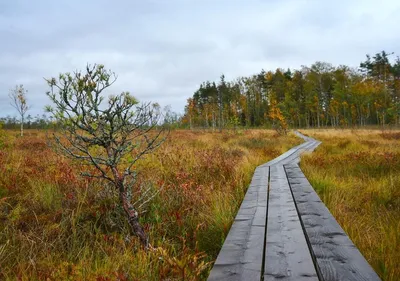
(183, 51, 400, 129)
(1, 108, 184, 130)
(0, 114, 54, 130)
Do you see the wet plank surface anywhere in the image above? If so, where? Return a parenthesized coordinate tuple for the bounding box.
(207, 166, 269, 281)
(285, 164, 381, 281)
(264, 165, 318, 281)
(208, 132, 380, 281)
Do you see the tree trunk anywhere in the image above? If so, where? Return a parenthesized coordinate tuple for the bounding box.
(21, 114, 24, 137)
(205, 108, 209, 128)
(111, 168, 149, 248)
(212, 111, 216, 130)
(219, 104, 223, 133)
(119, 190, 149, 247)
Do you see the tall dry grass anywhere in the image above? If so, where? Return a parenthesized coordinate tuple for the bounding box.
(301, 128, 400, 281)
(0, 129, 300, 280)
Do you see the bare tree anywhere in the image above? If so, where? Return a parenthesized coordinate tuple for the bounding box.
(9, 84, 29, 136)
(45, 64, 167, 247)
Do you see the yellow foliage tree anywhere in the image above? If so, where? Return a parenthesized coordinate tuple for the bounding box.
(269, 99, 288, 135)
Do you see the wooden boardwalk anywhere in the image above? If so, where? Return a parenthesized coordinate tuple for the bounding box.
(208, 132, 381, 281)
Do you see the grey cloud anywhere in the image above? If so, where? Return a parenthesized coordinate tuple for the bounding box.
(1, 0, 400, 117)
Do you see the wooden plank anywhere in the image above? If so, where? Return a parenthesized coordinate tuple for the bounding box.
(209, 131, 322, 280)
(262, 133, 320, 168)
(207, 166, 269, 281)
(285, 164, 381, 281)
(264, 165, 318, 281)
(209, 131, 380, 281)
(260, 142, 309, 167)
(276, 141, 318, 166)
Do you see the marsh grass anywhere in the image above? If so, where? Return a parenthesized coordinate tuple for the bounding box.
(301, 129, 400, 281)
(0, 129, 300, 280)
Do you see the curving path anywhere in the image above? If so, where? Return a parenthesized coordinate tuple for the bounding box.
(207, 131, 380, 281)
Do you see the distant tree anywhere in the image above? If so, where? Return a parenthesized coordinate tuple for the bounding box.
(269, 99, 288, 135)
(45, 64, 167, 247)
(217, 75, 226, 132)
(162, 105, 182, 128)
(26, 114, 33, 129)
(185, 98, 196, 129)
(360, 51, 393, 82)
(360, 51, 396, 125)
(0, 121, 5, 148)
(9, 84, 29, 136)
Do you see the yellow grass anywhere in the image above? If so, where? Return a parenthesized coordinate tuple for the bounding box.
(0, 129, 300, 280)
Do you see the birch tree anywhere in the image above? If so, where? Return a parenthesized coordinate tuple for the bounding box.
(9, 84, 29, 137)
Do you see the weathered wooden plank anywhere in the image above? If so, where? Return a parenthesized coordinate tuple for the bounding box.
(276, 141, 318, 166)
(209, 132, 322, 280)
(209, 131, 380, 281)
(285, 164, 381, 281)
(264, 165, 318, 281)
(260, 142, 309, 168)
(207, 166, 269, 281)
(262, 133, 320, 168)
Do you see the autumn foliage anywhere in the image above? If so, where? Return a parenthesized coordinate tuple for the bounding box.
(184, 51, 400, 129)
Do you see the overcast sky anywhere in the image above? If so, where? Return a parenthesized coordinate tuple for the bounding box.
(1, 0, 399, 117)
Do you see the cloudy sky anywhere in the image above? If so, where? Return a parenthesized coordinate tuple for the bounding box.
(1, 0, 399, 117)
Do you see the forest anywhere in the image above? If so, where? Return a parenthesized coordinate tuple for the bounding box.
(183, 51, 400, 131)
